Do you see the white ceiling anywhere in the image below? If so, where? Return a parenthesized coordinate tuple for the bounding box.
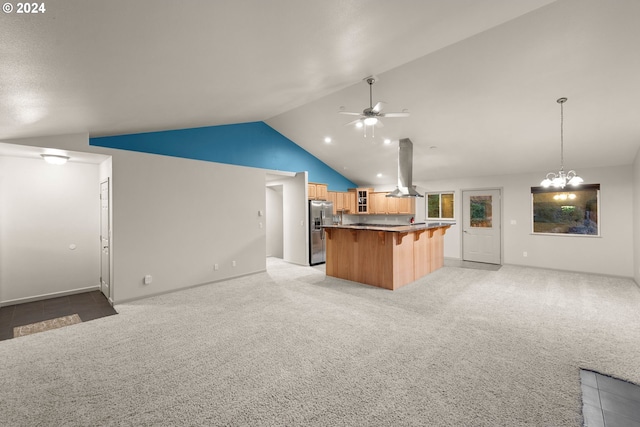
(2, 0, 639, 185)
(0, 142, 109, 164)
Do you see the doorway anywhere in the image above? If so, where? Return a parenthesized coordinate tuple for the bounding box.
(100, 179, 111, 300)
(462, 189, 502, 264)
(266, 185, 284, 258)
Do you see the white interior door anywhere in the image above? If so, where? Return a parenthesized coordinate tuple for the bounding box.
(462, 189, 501, 264)
(100, 179, 111, 300)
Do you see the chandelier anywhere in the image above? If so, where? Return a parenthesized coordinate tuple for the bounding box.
(540, 97, 583, 188)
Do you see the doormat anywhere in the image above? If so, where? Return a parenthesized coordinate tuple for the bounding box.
(13, 314, 82, 338)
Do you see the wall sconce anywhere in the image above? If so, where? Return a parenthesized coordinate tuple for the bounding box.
(41, 154, 70, 165)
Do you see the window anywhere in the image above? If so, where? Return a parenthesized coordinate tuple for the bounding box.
(531, 184, 600, 236)
(427, 192, 454, 220)
(469, 195, 492, 228)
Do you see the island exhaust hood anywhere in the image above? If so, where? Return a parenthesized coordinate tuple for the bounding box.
(387, 138, 423, 198)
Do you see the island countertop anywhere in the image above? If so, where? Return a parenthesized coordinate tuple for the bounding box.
(323, 222, 453, 290)
(323, 222, 454, 233)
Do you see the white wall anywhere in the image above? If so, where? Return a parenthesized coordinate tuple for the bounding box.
(417, 164, 634, 277)
(110, 150, 266, 302)
(0, 156, 100, 304)
(265, 185, 283, 258)
(633, 149, 640, 284)
(2, 133, 267, 303)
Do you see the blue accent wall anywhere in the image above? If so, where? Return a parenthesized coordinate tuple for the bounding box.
(90, 122, 355, 191)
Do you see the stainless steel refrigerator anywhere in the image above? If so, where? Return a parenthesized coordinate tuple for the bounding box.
(309, 200, 333, 265)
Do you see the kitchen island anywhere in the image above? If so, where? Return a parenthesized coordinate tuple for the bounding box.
(323, 223, 452, 290)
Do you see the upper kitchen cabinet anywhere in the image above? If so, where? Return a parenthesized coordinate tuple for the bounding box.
(370, 192, 387, 214)
(326, 190, 355, 214)
(386, 195, 398, 214)
(397, 197, 415, 215)
(369, 192, 415, 215)
(334, 191, 345, 212)
(345, 191, 356, 214)
(327, 191, 337, 214)
(308, 183, 328, 200)
(349, 188, 373, 214)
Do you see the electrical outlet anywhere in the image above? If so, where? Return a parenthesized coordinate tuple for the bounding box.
(523, 251, 528, 257)
(144, 274, 152, 285)
(232, 260, 236, 267)
(214, 264, 219, 271)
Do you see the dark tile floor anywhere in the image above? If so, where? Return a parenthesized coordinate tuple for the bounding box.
(581, 369, 640, 427)
(0, 290, 117, 341)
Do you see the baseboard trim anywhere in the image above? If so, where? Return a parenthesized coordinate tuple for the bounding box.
(0, 285, 101, 307)
(503, 262, 634, 281)
(113, 269, 267, 306)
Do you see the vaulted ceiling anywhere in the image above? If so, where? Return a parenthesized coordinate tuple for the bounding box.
(2, 0, 639, 185)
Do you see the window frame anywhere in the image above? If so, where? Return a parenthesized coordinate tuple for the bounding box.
(530, 184, 600, 237)
(426, 191, 455, 221)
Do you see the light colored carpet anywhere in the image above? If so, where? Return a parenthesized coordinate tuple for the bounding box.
(13, 313, 82, 338)
(1, 259, 639, 426)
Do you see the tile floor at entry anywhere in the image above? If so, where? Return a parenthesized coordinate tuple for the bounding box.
(0, 290, 117, 341)
(581, 369, 640, 427)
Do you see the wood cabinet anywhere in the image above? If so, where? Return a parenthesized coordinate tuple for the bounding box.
(310, 184, 412, 215)
(326, 190, 357, 213)
(316, 184, 327, 200)
(308, 183, 328, 200)
(335, 192, 344, 212)
(327, 191, 337, 213)
(370, 192, 387, 214)
(368, 192, 415, 215)
(345, 191, 356, 214)
(397, 197, 415, 214)
(386, 196, 399, 214)
(350, 188, 373, 214)
(325, 224, 452, 290)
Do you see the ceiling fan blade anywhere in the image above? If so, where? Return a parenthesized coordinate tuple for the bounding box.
(380, 112, 410, 118)
(344, 118, 363, 126)
(339, 111, 363, 116)
(375, 119, 384, 128)
(372, 101, 385, 113)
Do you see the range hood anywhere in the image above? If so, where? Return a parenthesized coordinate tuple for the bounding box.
(386, 138, 423, 198)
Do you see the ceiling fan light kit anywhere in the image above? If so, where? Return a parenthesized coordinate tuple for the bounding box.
(339, 76, 409, 137)
(540, 97, 583, 189)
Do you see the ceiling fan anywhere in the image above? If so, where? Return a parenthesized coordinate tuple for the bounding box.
(339, 76, 409, 136)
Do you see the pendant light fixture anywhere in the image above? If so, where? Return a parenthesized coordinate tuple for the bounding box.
(540, 97, 583, 188)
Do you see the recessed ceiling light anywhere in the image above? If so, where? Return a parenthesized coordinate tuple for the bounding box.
(355, 122, 363, 128)
(324, 137, 332, 143)
(376, 173, 382, 178)
(383, 139, 391, 145)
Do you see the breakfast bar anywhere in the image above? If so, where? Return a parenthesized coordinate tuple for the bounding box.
(323, 223, 452, 290)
